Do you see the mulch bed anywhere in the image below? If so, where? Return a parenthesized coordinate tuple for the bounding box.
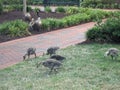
(0, 10, 69, 43)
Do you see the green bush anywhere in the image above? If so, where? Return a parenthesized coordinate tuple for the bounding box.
(33, 8, 40, 13)
(66, 7, 79, 14)
(41, 18, 64, 31)
(81, 0, 120, 9)
(0, 1, 3, 14)
(3, 5, 14, 12)
(11, 5, 23, 11)
(55, 7, 66, 13)
(44, 6, 52, 13)
(0, 20, 31, 37)
(9, 5, 32, 11)
(41, 13, 91, 31)
(27, 6, 33, 12)
(62, 13, 90, 26)
(86, 13, 120, 43)
(86, 9, 110, 21)
(40, 8, 111, 31)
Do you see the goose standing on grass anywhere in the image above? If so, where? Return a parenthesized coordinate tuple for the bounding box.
(104, 48, 119, 60)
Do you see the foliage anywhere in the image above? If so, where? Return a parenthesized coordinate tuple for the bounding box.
(55, 7, 66, 13)
(0, 0, 3, 14)
(27, 0, 43, 5)
(3, 5, 14, 12)
(62, 13, 90, 26)
(65, 7, 79, 14)
(2, 0, 23, 5)
(81, 0, 120, 9)
(86, 12, 120, 43)
(0, 20, 31, 37)
(1, 43, 120, 90)
(41, 18, 64, 31)
(33, 8, 40, 13)
(10, 5, 32, 12)
(41, 13, 90, 31)
(40, 8, 111, 31)
(85, 9, 110, 21)
(44, 6, 52, 13)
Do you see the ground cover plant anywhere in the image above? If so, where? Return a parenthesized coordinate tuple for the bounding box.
(0, 43, 120, 90)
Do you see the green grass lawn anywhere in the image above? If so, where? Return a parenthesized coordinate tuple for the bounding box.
(0, 43, 120, 90)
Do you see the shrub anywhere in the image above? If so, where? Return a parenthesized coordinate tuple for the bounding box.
(85, 9, 110, 21)
(81, 0, 120, 9)
(10, 5, 32, 11)
(55, 7, 66, 13)
(11, 5, 23, 11)
(41, 13, 91, 31)
(44, 6, 52, 13)
(41, 18, 64, 31)
(40, 8, 111, 31)
(0, 20, 31, 37)
(27, 6, 32, 12)
(3, 5, 14, 12)
(66, 7, 79, 14)
(33, 8, 40, 13)
(62, 13, 90, 26)
(0, 0, 3, 14)
(86, 13, 120, 43)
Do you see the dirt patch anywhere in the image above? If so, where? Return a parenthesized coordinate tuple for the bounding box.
(0, 10, 69, 43)
(0, 10, 68, 24)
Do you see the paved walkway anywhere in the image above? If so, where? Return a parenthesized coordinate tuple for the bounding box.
(0, 22, 95, 69)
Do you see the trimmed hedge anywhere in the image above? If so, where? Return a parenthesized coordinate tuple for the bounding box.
(0, 20, 31, 37)
(86, 12, 120, 43)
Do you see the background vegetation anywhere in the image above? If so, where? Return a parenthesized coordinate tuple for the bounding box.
(81, 0, 120, 9)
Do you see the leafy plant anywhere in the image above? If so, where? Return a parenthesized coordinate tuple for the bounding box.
(86, 13, 120, 43)
(81, 0, 120, 9)
(0, 20, 31, 37)
(44, 6, 52, 13)
(34, 8, 40, 13)
(66, 7, 79, 14)
(9, 4, 32, 12)
(55, 7, 66, 13)
(0, 0, 3, 14)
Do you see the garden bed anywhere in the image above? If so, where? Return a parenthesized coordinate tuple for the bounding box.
(0, 10, 69, 43)
(0, 10, 68, 24)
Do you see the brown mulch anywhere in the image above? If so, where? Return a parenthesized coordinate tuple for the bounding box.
(0, 10, 68, 24)
(0, 10, 69, 43)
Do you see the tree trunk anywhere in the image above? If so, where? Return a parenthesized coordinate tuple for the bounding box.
(23, 0, 27, 14)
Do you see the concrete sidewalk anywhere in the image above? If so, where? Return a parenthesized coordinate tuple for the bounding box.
(0, 22, 95, 69)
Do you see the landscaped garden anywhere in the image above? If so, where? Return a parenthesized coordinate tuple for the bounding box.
(0, 0, 120, 90)
(0, 0, 119, 43)
(0, 5, 119, 43)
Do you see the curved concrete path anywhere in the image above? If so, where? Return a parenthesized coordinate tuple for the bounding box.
(0, 22, 95, 69)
